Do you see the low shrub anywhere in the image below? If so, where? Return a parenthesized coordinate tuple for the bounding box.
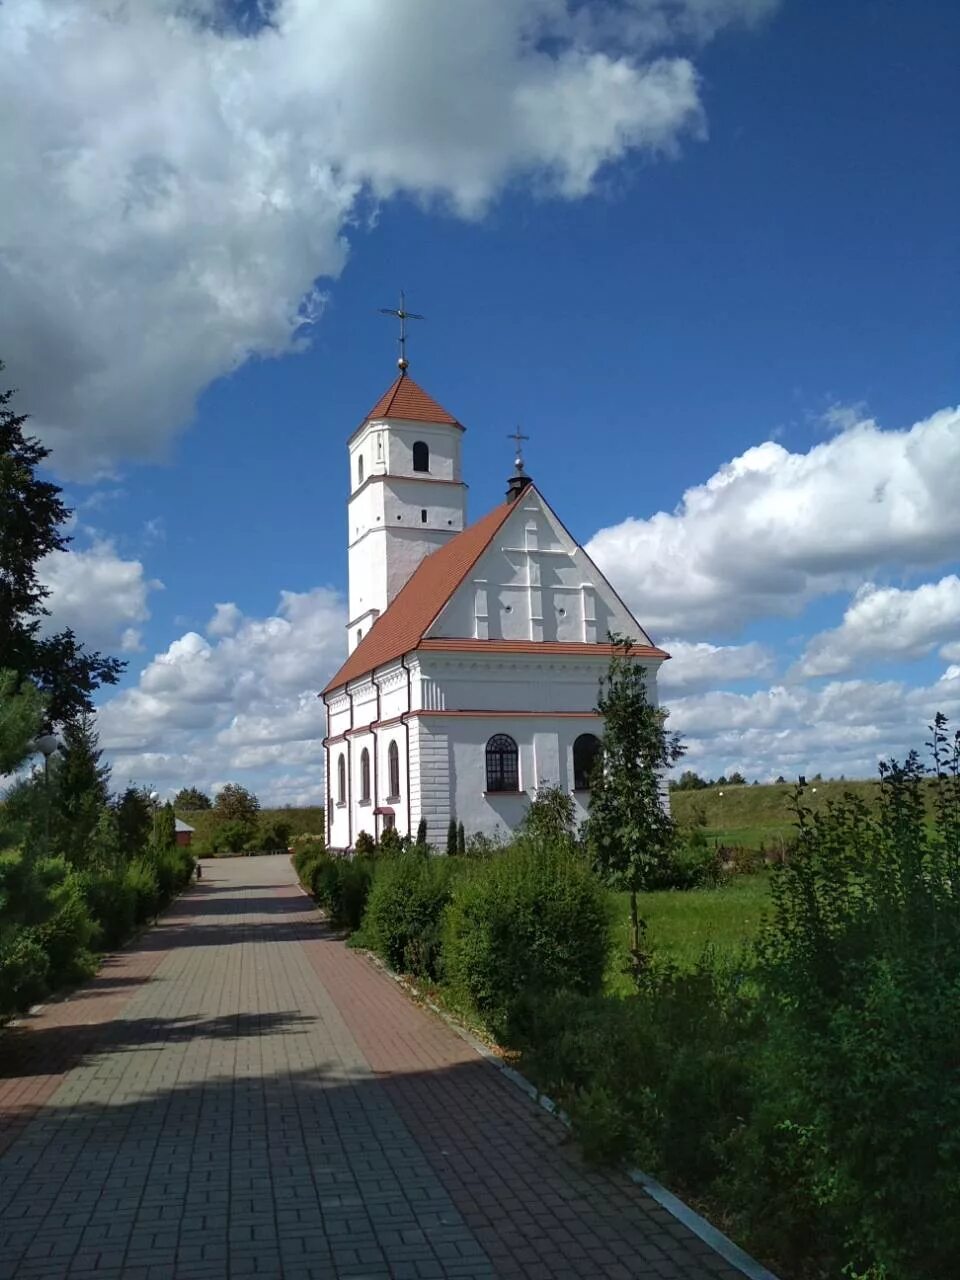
(509, 957, 757, 1180)
(78, 870, 137, 949)
(360, 851, 460, 979)
(35, 875, 98, 989)
(0, 926, 49, 1014)
(442, 839, 611, 1025)
(152, 847, 195, 901)
(125, 858, 161, 923)
(306, 852, 376, 931)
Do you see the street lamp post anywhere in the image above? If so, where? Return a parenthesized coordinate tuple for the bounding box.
(32, 734, 61, 856)
(149, 791, 160, 846)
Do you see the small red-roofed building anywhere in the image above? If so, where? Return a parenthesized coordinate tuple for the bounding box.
(321, 369, 669, 849)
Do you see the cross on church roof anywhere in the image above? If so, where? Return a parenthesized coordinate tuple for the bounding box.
(508, 425, 529, 472)
(378, 290, 424, 373)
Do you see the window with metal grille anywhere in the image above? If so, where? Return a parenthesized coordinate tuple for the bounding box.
(573, 733, 602, 790)
(485, 734, 519, 793)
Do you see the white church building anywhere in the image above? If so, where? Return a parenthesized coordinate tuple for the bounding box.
(322, 367, 668, 849)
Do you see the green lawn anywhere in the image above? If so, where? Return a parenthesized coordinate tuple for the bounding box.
(607, 874, 773, 990)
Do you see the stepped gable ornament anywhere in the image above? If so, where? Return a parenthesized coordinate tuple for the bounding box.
(378, 289, 424, 372)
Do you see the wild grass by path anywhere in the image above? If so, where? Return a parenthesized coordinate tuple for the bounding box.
(607, 875, 773, 992)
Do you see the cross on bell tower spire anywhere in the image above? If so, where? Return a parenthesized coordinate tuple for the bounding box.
(378, 290, 424, 373)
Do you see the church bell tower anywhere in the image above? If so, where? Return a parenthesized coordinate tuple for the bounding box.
(346, 357, 467, 654)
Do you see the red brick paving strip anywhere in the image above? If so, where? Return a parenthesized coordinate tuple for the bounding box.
(298, 884, 745, 1280)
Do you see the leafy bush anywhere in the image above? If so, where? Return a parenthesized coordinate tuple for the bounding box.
(207, 818, 256, 854)
(354, 831, 376, 856)
(647, 815, 723, 890)
(509, 958, 757, 1178)
(377, 826, 404, 857)
(35, 875, 97, 988)
(125, 859, 160, 923)
(152, 847, 194, 901)
(258, 817, 293, 850)
(360, 851, 460, 979)
(442, 839, 611, 1024)
(0, 926, 49, 1013)
(77, 870, 137, 949)
(737, 727, 960, 1280)
(307, 852, 376, 931)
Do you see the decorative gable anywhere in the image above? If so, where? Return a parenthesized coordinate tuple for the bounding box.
(426, 487, 652, 646)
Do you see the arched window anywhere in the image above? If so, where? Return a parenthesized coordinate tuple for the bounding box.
(573, 733, 602, 791)
(412, 440, 429, 472)
(337, 754, 346, 805)
(387, 740, 400, 798)
(485, 734, 519, 793)
(360, 748, 371, 802)
(357, 455, 364, 484)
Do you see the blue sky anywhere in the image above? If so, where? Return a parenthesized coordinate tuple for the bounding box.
(3, 0, 958, 802)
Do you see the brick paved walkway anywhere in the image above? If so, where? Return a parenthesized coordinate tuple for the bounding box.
(0, 856, 749, 1280)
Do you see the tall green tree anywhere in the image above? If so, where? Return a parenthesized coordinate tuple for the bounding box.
(0, 669, 44, 775)
(586, 636, 685, 961)
(49, 715, 110, 868)
(155, 801, 176, 853)
(213, 783, 260, 825)
(0, 365, 123, 726)
(114, 787, 152, 860)
(174, 786, 211, 810)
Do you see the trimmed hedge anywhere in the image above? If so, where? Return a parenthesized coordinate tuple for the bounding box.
(359, 851, 460, 980)
(442, 840, 611, 1023)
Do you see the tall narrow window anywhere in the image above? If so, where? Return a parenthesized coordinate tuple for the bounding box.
(337, 755, 346, 805)
(357, 455, 364, 484)
(485, 734, 519, 793)
(360, 748, 371, 802)
(412, 441, 429, 472)
(387, 741, 400, 798)
(573, 733, 602, 791)
(356, 628, 362, 645)
(421, 509, 427, 523)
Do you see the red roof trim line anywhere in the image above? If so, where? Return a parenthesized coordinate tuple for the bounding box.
(418, 639, 670, 661)
(408, 709, 601, 719)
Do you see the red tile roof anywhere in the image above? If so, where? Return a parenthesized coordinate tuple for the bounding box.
(362, 374, 461, 428)
(322, 497, 518, 693)
(322, 490, 671, 695)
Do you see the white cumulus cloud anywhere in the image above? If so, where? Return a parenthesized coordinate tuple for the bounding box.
(658, 638, 775, 693)
(39, 538, 161, 653)
(587, 405, 960, 637)
(97, 585, 345, 800)
(0, 0, 765, 478)
(796, 576, 960, 678)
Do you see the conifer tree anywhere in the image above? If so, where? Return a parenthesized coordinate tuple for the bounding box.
(587, 635, 685, 961)
(446, 818, 458, 857)
(0, 364, 123, 725)
(49, 714, 111, 867)
(415, 817, 428, 849)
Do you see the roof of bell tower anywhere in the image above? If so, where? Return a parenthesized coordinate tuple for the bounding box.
(362, 373, 461, 429)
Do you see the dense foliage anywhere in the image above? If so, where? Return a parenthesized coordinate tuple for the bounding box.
(0, 366, 123, 725)
(0, 670, 195, 1020)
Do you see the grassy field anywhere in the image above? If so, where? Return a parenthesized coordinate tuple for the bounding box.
(669, 778, 885, 850)
(607, 874, 774, 991)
